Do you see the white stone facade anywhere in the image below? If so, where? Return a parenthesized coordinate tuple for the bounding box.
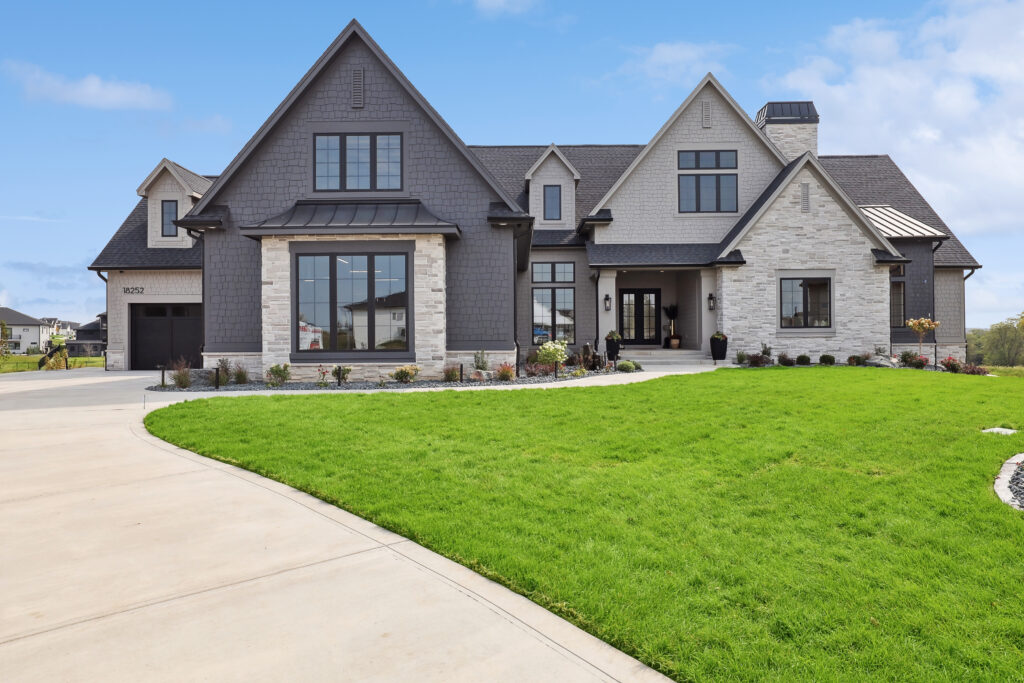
(718, 167, 891, 359)
(144, 170, 196, 250)
(892, 343, 967, 363)
(105, 269, 202, 370)
(260, 234, 448, 381)
(444, 350, 517, 372)
(761, 123, 818, 160)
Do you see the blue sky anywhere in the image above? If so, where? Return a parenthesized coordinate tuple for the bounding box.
(1, 0, 1021, 327)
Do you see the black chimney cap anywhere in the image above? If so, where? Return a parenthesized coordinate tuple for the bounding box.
(755, 101, 819, 126)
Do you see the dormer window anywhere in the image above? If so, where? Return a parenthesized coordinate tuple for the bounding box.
(161, 200, 178, 237)
(315, 133, 402, 191)
(543, 185, 561, 221)
(677, 150, 737, 213)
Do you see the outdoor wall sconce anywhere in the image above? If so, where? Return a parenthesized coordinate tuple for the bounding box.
(604, 294, 612, 311)
(707, 293, 717, 311)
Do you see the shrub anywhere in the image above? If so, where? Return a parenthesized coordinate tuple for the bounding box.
(524, 362, 543, 377)
(940, 356, 963, 373)
(332, 365, 353, 383)
(796, 354, 811, 366)
(443, 365, 460, 382)
(778, 352, 795, 367)
(847, 355, 865, 366)
(44, 347, 68, 370)
(819, 354, 836, 366)
(217, 357, 232, 378)
(910, 355, 928, 369)
(25, 345, 42, 355)
(390, 365, 420, 384)
(616, 360, 636, 372)
(747, 353, 770, 367)
(170, 357, 191, 388)
(631, 360, 643, 371)
(265, 363, 291, 387)
(473, 349, 488, 371)
(232, 362, 249, 384)
(537, 340, 568, 366)
(898, 351, 928, 369)
(961, 363, 989, 375)
(570, 367, 586, 378)
(735, 351, 748, 364)
(496, 362, 515, 381)
(760, 342, 773, 359)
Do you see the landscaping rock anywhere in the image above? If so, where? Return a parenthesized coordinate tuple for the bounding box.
(982, 427, 1018, 435)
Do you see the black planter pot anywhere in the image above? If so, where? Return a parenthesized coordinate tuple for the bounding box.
(710, 336, 728, 362)
(606, 339, 621, 361)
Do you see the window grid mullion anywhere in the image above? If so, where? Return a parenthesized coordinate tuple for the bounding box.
(329, 255, 338, 351)
(367, 255, 376, 350)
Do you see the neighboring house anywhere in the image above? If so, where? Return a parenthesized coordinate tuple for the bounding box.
(90, 20, 979, 376)
(67, 312, 107, 358)
(0, 307, 50, 354)
(40, 318, 80, 347)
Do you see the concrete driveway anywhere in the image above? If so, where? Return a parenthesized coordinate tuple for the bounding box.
(0, 369, 667, 682)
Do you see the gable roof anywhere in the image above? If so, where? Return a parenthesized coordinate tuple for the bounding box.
(819, 155, 980, 269)
(0, 307, 46, 327)
(524, 144, 581, 181)
(89, 199, 203, 271)
(718, 152, 899, 259)
(469, 145, 643, 223)
(192, 19, 520, 215)
(137, 159, 213, 198)
(590, 73, 788, 215)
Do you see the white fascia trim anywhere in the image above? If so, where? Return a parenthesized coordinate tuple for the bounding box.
(136, 158, 205, 199)
(524, 143, 581, 181)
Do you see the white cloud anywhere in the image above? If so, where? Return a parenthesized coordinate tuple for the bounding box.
(473, 0, 537, 15)
(614, 41, 733, 87)
(966, 270, 1024, 326)
(1, 60, 172, 110)
(773, 0, 1024, 237)
(0, 289, 9, 307)
(184, 114, 232, 134)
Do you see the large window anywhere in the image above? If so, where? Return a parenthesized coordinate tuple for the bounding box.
(543, 185, 561, 221)
(296, 253, 408, 352)
(780, 277, 831, 328)
(161, 200, 178, 237)
(532, 288, 575, 345)
(315, 133, 402, 191)
(678, 150, 737, 213)
(890, 265, 906, 328)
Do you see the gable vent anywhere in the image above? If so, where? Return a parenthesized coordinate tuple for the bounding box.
(701, 100, 711, 128)
(800, 183, 810, 212)
(351, 68, 364, 109)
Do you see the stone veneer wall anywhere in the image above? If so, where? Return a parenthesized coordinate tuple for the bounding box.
(260, 234, 447, 381)
(105, 269, 202, 370)
(718, 167, 890, 359)
(760, 123, 818, 161)
(892, 343, 967, 362)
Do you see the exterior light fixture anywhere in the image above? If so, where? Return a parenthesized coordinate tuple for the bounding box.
(707, 293, 716, 311)
(604, 294, 612, 311)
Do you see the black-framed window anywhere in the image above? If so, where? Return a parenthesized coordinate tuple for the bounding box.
(161, 200, 178, 237)
(678, 150, 737, 169)
(532, 262, 574, 283)
(314, 133, 402, 191)
(780, 277, 831, 328)
(890, 265, 906, 328)
(678, 174, 737, 213)
(296, 253, 408, 352)
(532, 287, 575, 345)
(543, 185, 561, 221)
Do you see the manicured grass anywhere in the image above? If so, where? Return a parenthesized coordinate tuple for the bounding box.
(989, 366, 1024, 378)
(145, 368, 1024, 681)
(0, 354, 104, 373)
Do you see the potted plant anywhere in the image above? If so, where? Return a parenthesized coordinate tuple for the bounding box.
(662, 304, 681, 349)
(605, 330, 622, 361)
(710, 331, 728, 363)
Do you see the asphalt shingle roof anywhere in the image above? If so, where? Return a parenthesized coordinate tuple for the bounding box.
(586, 242, 727, 268)
(532, 229, 585, 248)
(819, 155, 980, 268)
(89, 199, 202, 270)
(0, 307, 46, 326)
(167, 160, 214, 196)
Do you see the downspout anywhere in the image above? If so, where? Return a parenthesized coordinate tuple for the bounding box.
(95, 271, 107, 283)
(964, 268, 976, 281)
(594, 270, 601, 350)
(95, 270, 108, 370)
(512, 226, 521, 376)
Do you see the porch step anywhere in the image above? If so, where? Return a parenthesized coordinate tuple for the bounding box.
(615, 349, 719, 367)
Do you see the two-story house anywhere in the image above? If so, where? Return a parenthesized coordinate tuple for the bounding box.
(90, 20, 979, 375)
(0, 307, 50, 354)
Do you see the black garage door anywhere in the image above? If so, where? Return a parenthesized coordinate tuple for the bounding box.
(130, 304, 203, 370)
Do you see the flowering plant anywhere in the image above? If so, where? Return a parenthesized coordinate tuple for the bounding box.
(537, 339, 568, 366)
(939, 356, 962, 373)
(906, 317, 940, 356)
(316, 364, 330, 387)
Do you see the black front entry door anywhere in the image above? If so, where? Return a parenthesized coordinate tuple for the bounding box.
(619, 289, 661, 345)
(130, 303, 203, 369)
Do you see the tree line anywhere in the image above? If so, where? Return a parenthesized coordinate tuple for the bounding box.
(966, 312, 1024, 366)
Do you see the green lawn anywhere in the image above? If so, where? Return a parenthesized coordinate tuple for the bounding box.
(0, 354, 104, 373)
(145, 368, 1024, 681)
(989, 366, 1024, 378)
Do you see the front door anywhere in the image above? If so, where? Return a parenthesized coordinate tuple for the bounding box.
(619, 289, 660, 345)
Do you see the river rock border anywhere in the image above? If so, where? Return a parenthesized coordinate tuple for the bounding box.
(994, 454, 1024, 512)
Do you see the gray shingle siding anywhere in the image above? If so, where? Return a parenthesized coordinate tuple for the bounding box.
(517, 248, 597, 352)
(888, 239, 937, 344)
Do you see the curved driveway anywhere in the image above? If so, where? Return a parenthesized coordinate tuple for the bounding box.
(0, 369, 668, 682)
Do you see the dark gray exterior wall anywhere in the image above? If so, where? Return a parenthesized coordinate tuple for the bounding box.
(516, 247, 597, 353)
(890, 239, 937, 345)
(203, 35, 513, 353)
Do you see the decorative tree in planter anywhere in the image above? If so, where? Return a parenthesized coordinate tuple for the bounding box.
(710, 331, 728, 363)
(662, 304, 680, 349)
(906, 317, 940, 358)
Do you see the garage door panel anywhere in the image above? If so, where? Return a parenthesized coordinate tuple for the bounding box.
(131, 304, 203, 370)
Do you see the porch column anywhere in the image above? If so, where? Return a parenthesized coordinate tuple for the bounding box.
(597, 269, 617, 353)
(700, 268, 717, 354)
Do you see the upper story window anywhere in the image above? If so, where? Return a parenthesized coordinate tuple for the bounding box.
(677, 150, 737, 213)
(161, 200, 178, 237)
(315, 133, 402, 191)
(543, 185, 561, 221)
(533, 262, 574, 283)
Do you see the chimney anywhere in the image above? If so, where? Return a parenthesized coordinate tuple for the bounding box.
(755, 101, 819, 160)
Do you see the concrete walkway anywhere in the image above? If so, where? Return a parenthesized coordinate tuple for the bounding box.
(0, 369, 677, 682)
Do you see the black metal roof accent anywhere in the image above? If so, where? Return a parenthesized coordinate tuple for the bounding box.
(176, 205, 228, 230)
(755, 101, 820, 126)
(872, 248, 911, 264)
(586, 242, 738, 268)
(89, 199, 202, 271)
(237, 200, 460, 238)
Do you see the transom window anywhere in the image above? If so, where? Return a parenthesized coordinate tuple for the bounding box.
(296, 253, 408, 352)
(532, 262, 574, 283)
(314, 133, 402, 191)
(532, 287, 575, 345)
(161, 200, 178, 237)
(678, 150, 737, 169)
(780, 278, 831, 328)
(543, 185, 561, 221)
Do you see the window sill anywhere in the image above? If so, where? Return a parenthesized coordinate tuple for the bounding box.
(290, 351, 415, 363)
(776, 328, 836, 337)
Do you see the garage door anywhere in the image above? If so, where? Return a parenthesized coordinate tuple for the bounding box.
(130, 304, 203, 370)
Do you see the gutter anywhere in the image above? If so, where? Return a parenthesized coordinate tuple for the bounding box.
(95, 271, 108, 283)
(964, 268, 977, 281)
